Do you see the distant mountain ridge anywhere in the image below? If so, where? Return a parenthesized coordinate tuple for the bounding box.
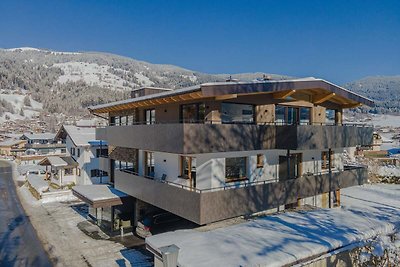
(344, 75, 400, 114)
(0, 47, 397, 121)
(0, 47, 289, 119)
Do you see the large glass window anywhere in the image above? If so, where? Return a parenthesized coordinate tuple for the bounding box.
(279, 153, 302, 180)
(127, 114, 135, 125)
(145, 109, 155, 125)
(114, 149, 139, 174)
(144, 151, 155, 177)
(299, 107, 311, 125)
(326, 109, 336, 125)
(96, 148, 108, 158)
(287, 107, 298, 125)
(180, 156, 197, 188)
(225, 157, 247, 181)
(275, 105, 311, 125)
(321, 151, 334, 170)
(120, 116, 127, 125)
(180, 103, 205, 123)
(221, 103, 254, 124)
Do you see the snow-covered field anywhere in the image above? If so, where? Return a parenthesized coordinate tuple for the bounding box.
(368, 114, 400, 128)
(0, 93, 42, 123)
(147, 184, 400, 267)
(53, 61, 140, 90)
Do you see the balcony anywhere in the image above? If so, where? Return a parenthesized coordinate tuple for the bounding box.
(96, 123, 373, 154)
(25, 143, 66, 149)
(114, 166, 367, 225)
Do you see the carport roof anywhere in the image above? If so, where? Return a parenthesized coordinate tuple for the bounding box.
(72, 185, 130, 208)
(38, 156, 78, 168)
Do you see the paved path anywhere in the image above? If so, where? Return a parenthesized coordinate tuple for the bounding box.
(0, 160, 52, 267)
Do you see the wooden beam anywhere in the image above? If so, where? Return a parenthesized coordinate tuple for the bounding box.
(342, 103, 362, 109)
(189, 92, 202, 98)
(273, 90, 296, 99)
(313, 93, 335, 104)
(215, 94, 237, 101)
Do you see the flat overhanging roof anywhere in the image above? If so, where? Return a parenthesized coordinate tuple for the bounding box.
(88, 78, 374, 114)
(72, 185, 130, 208)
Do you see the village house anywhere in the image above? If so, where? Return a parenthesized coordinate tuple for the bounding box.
(0, 138, 27, 157)
(55, 125, 109, 185)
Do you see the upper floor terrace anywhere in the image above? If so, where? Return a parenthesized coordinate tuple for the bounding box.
(90, 78, 375, 152)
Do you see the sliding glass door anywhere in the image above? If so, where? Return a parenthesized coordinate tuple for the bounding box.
(275, 105, 311, 125)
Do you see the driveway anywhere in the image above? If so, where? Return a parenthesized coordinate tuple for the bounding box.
(0, 160, 52, 266)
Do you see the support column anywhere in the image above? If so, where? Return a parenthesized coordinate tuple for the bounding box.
(286, 149, 290, 179)
(328, 148, 332, 208)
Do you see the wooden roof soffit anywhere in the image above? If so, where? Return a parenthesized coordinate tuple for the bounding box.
(272, 90, 296, 100)
(215, 94, 238, 101)
(341, 103, 362, 109)
(313, 92, 336, 104)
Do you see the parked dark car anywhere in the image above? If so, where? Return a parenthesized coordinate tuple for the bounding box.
(135, 212, 183, 238)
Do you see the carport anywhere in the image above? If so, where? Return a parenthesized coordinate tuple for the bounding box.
(72, 185, 134, 235)
(38, 156, 78, 186)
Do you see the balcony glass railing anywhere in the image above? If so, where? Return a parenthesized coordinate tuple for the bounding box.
(106, 119, 373, 127)
(120, 165, 367, 194)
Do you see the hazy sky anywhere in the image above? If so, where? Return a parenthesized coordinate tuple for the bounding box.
(0, 0, 399, 83)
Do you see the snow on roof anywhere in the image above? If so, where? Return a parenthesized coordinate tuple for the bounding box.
(27, 174, 49, 193)
(76, 119, 99, 127)
(146, 184, 400, 267)
(39, 156, 78, 168)
(22, 132, 56, 140)
(88, 84, 201, 112)
(0, 138, 25, 147)
(17, 164, 46, 175)
(56, 125, 96, 147)
(72, 185, 129, 208)
(48, 156, 68, 167)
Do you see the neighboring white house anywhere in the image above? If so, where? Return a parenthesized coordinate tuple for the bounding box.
(55, 125, 109, 185)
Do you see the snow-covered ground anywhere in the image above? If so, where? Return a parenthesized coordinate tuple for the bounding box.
(376, 165, 400, 177)
(14, 176, 153, 266)
(53, 61, 138, 90)
(0, 93, 42, 123)
(3, 47, 81, 55)
(147, 184, 400, 267)
(369, 114, 400, 128)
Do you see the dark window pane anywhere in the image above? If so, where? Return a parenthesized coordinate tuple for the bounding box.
(275, 105, 286, 125)
(326, 109, 335, 124)
(287, 107, 297, 125)
(300, 107, 311, 125)
(221, 103, 254, 124)
(225, 157, 247, 180)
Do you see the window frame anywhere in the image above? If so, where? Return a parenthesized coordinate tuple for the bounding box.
(225, 157, 248, 182)
(179, 102, 205, 123)
(256, 154, 264, 168)
(221, 102, 255, 124)
(144, 151, 155, 178)
(145, 109, 156, 125)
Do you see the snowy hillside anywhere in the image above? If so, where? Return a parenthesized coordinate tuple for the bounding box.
(0, 93, 42, 123)
(53, 62, 137, 90)
(0, 47, 290, 116)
